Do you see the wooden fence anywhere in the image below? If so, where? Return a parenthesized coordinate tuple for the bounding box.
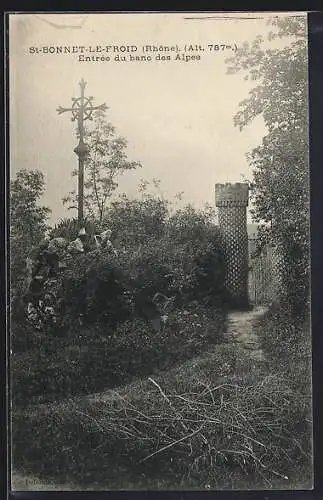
(248, 234, 281, 306)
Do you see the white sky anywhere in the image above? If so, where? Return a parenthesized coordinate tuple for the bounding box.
(9, 12, 306, 224)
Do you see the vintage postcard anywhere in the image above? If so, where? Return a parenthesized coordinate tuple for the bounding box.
(8, 12, 312, 491)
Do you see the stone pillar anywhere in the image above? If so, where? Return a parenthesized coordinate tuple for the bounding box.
(215, 183, 249, 308)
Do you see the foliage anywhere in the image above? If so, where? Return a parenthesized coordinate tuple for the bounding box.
(11, 192, 227, 404)
(48, 217, 100, 241)
(10, 169, 51, 315)
(226, 16, 310, 315)
(104, 192, 169, 247)
(27, 195, 226, 337)
(63, 109, 141, 221)
(103, 194, 225, 305)
(11, 304, 226, 406)
(256, 302, 312, 395)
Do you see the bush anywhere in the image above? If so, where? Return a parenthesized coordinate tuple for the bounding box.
(11, 302, 226, 406)
(10, 170, 51, 302)
(16, 200, 226, 341)
(11, 198, 228, 405)
(255, 302, 311, 395)
(49, 217, 103, 241)
(107, 200, 226, 307)
(104, 194, 169, 247)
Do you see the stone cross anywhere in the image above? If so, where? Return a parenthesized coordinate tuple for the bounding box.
(57, 78, 108, 223)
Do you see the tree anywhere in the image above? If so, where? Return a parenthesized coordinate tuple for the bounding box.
(10, 169, 51, 301)
(63, 109, 142, 222)
(225, 16, 309, 314)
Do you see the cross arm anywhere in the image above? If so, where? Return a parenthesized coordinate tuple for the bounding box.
(56, 105, 75, 115)
(90, 103, 108, 112)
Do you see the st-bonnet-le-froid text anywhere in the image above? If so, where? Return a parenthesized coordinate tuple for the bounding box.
(28, 43, 238, 62)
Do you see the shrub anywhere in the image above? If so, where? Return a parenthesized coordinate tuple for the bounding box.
(103, 194, 169, 248)
(18, 200, 226, 339)
(10, 170, 51, 349)
(49, 217, 104, 241)
(11, 197, 228, 405)
(255, 302, 311, 395)
(108, 201, 226, 307)
(11, 302, 226, 406)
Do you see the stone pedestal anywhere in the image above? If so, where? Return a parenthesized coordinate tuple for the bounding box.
(215, 183, 249, 308)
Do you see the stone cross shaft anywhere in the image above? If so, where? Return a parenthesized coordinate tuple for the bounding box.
(57, 78, 108, 223)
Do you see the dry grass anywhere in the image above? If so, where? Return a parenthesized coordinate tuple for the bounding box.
(12, 344, 312, 490)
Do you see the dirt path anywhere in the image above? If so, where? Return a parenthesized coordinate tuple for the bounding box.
(224, 305, 268, 361)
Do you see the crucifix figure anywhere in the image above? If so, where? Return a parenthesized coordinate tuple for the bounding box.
(57, 78, 108, 223)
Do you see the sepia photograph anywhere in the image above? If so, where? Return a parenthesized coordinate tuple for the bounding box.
(8, 11, 312, 491)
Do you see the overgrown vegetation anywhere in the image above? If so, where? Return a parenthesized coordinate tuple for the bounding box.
(11, 184, 228, 405)
(226, 16, 310, 317)
(12, 341, 312, 490)
(10, 169, 51, 317)
(12, 306, 226, 405)
(256, 302, 312, 396)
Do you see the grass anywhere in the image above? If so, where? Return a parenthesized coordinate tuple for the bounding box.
(12, 337, 313, 491)
(11, 305, 226, 406)
(255, 303, 312, 394)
